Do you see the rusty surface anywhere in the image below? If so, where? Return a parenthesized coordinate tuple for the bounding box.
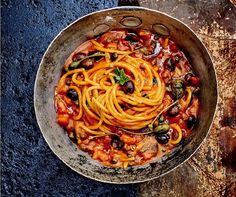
(138, 0, 236, 196)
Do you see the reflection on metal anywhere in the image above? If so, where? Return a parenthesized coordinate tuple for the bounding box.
(152, 23, 170, 36)
(93, 24, 110, 35)
(120, 16, 142, 27)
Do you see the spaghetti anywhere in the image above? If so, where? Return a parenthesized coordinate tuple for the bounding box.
(55, 29, 200, 168)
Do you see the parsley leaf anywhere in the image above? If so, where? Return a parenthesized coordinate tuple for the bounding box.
(114, 68, 130, 85)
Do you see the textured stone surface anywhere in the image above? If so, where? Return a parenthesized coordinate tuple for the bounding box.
(1, 0, 138, 196)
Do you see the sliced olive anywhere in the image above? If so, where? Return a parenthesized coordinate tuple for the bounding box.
(111, 52, 118, 62)
(154, 123, 170, 134)
(111, 135, 124, 150)
(123, 80, 135, 94)
(80, 58, 94, 70)
(155, 133, 170, 144)
(67, 89, 78, 101)
(167, 105, 179, 116)
(72, 52, 86, 62)
(187, 115, 196, 129)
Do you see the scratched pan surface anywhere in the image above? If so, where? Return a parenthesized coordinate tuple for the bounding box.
(34, 7, 217, 183)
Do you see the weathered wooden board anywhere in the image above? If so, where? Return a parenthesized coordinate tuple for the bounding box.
(138, 0, 236, 196)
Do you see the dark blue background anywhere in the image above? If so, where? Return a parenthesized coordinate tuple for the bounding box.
(1, 0, 138, 196)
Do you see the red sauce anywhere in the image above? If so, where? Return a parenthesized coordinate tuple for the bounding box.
(55, 28, 200, 168)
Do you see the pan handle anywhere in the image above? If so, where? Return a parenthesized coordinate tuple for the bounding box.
(118, 0, 140, 6)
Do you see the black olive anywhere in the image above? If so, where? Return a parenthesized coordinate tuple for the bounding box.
(187, 115, 197, 129)
(123, 80, 135, 94)
(111, 53, 118, 62)
(72, 52, 86, 62)
(164, 58, 175, 71)
(155, 133, 170, 144)
(67, 89, 78, 101)
(111, 135, 124, 150)
(167, 105, 179, 116)
(80, 58, 94, 69)
(125, 34, 138, 43)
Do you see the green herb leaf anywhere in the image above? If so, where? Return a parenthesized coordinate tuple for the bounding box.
(68, 52, 106, 70)
(114, 68, 130, 85)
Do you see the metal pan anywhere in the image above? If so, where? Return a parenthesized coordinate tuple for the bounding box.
(34, 4, 218, 183)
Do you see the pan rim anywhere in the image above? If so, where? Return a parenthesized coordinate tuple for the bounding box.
(34, 6, 218, 184)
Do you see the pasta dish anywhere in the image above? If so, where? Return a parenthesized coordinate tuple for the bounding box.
(55, 29, 200, 168)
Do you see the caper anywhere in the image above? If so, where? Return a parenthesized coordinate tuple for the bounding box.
(158, 114, 165, 123)
(154, 123, 170, 134)
(171, 79, 185, 99)
(155, 133, 170, 144)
